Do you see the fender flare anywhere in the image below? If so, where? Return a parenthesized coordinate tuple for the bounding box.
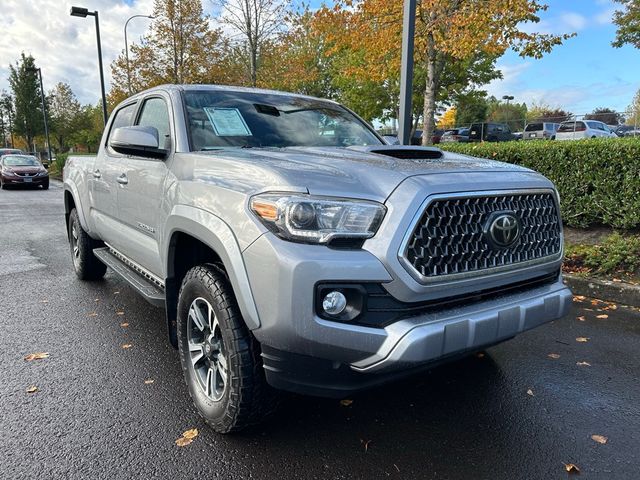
(163, 205, 261, 331)
(63, 181, 90, 232)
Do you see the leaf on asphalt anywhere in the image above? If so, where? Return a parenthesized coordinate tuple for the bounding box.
(576, 337, 590, 343)
(591, 434, 608, 444)
(360, 438, 372, 453)
(476, 352, 485, 358)
(116, 311, 125, 316)
(175, 437, 193, 447)
(590, 299, 600, 306)
(577, 316, 586, 322)
(88, 312, 98, 317)
(340, 399, 353, 407)
(576, 361, 591, 367)
(596, 314, 608, 319)
(26, 386, 38, 393)
(121, 344, 133, 349)
(113, 291, 120, 295)
(40, 299, 48, 304)
(120, 322, 129, 327)
(564, 463, 580, 474)
(182, 428, 199, 439)
(573, 295, 586, 302)
(612, 278, 622, 283)
(144, 379, 154, 384)
(95, 298, 99, 302)
(24, 352, 49, 361)
(527, 388, 534, 396)
(548, 353, 560, 359)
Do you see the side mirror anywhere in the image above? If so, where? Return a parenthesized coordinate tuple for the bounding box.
(110, 126, 167, 159)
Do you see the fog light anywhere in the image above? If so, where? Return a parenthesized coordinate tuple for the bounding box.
(322, 291, 347, 316)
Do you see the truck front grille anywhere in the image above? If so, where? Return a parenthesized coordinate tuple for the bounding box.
(402, 191, 562, 281)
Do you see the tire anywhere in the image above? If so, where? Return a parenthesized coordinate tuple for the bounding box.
(177, 265, 278, 433)
(68, 208, 106, 280)
(42, 179, 49, 190)
(0, 179, 6, 190)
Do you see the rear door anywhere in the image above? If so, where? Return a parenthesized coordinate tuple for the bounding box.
(115, 94, 173, 277)
(90, 101, 137, 245)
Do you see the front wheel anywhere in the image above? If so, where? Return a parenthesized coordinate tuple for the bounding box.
(42, 179, 49, 190)
(68, 208, 106, 280)
(177, 265, 278, 433)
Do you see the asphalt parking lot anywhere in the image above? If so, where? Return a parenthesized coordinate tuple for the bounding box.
(1, 180, 639, 479)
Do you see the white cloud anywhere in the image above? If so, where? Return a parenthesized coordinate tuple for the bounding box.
(0, 0, 158, 104)
(595, 6, 616, 25)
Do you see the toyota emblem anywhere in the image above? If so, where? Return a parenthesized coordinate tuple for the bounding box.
(485, 212, 521, 248)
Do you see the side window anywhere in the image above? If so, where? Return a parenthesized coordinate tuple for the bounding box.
(106, 103, 137, 151)
(136, 97, 171, 149)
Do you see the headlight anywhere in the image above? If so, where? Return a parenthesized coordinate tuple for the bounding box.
(250, 194, 386, 244)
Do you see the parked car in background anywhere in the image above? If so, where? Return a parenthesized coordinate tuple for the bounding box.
(555, 120, 617, 141)
(441, 128, 470, 143)
(0, 154, 49, 189)
(612, 125, 639, 137)
(381, 134, 400, 145)
(468, 122, 515, 142)
(0, 148, 25, 157)
(523, 122, 560, 140)
(513, 131, 523, 141)
(411, 129, 444, 145)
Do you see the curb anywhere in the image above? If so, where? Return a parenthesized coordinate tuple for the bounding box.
(564, 274, 640, 307)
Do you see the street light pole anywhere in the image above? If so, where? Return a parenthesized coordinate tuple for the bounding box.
(70, 6, 108, 126)
(398, 0, 417, 145)
(27, 67, 53, 166)
(125, 14, 154, 95)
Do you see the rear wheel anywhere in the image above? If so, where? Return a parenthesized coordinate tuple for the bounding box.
(177, 265, 278, 433)
(68, 208, 106, 280)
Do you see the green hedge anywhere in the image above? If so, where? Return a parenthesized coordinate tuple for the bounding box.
(439, 138, 640, 230)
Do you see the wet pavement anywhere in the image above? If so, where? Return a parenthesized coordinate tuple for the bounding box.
(1, 181, 639, 479)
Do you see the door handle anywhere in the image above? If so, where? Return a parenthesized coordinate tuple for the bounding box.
(117, 174, 128, 185)
(93, 169, 101, 179)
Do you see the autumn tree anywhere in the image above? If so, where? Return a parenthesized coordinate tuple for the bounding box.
(8, 53, 44, 151)
(612, 0, 640, 49)
(437, 107, 456, 129)
(527, 103, 572, 123)
(585, 107, 624, 125)
(110, 0, 226, 104)
(626, 88, 640, 126)
(47, 82, 83, 152)
(321, 0, 573, 144)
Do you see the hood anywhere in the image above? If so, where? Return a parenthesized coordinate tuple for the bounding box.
(179, 146, 534, 202)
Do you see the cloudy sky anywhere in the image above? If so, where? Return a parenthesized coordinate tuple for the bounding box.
(0, 0, 637, 115)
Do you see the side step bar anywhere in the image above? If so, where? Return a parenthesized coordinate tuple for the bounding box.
(93, 247, 165, 307)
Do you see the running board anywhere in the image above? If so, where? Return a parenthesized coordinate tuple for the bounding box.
(93, 247, 165, 307)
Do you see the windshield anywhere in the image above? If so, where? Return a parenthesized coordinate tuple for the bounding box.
(525, 123, 543, 131)
(2, 155, 40, 166)
(184, 90, 382, 150)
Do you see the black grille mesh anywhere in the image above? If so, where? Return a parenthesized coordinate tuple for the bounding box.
(404, 192, 561, 279)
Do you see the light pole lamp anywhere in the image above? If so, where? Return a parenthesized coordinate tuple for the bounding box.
(502, 95, 514, 105)
(398, 0, 417, 146)
(70, 6, 108, 126)
(26, 66, 53, 165)
(125, 14, 154, 95)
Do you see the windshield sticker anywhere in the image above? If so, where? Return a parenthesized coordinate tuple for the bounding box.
(203, 107, 252, 137)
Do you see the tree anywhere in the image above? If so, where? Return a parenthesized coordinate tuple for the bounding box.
(48, 82, 83, 152)
(487, 97, 527, 131)
(437, 107, 456, 128)
(612, 0, 640, 49)
(8, 53, 44, 151)
(526, 103, 572, 123)
(109, 0, 226, 104)
(318, 0, 573, 145)
(585, 107, 624, 125)
(68, 104, 105, 153)
(626, 88, 640, 126)
(0, 91, 15, 147)
(455, 92, 489, 125)
(217, 0, 289, 86)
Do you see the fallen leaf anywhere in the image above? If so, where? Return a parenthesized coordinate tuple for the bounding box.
(591, 434, 607, 444)
(175, 437, 193, 447)
(26, 386, 38, 393)
(577, 316, 586, 322)
(144, 379, 154, 384)
(88, 312, 98, 317)
(590, 299, 600, 306)
(476, 352, 485, 358)
(121, 344, 133, 349)
(576, 361, 591, 367)
(573, 295, 586, 302)
(94, 298, 99, 302)
(564, 463, 580, 474)
(182, 428, 198, 439)
(612, 278, 622, 283)
(596, 314, 608, 319)
(24, 352, 49, 361)
(120, 322, 129, 327)
(548, 353, 561, 359)
(393, 464, 400, 473)
(40, 299, 48, 304)
(360, 438, 372, 453)
(576, 337, 590, 343)
(340, 399, 353, 407)
(116, 311, 125, 316)
(584, 308, 594, 311)
(113, 291, 120, 295)
(527, 388, 534, 396)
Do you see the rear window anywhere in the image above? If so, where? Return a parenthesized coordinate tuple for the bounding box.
(525, 123, 543, 131)
(558, 122, 585, 132)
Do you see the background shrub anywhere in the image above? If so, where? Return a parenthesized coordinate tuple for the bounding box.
(439, 138, 640, 229)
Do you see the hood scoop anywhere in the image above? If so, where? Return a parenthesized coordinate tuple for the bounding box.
(348, 145, 443, 160)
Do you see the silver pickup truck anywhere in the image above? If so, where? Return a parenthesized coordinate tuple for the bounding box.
(63, 84, 572, 433)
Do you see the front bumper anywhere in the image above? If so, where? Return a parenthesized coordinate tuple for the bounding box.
(1, 174, 48, 185)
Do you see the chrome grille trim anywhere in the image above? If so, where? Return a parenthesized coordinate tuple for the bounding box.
(398, 189, 563, 284)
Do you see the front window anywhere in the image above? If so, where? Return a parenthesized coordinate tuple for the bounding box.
(183, 90, 382, 151)
(2, 155, 40, 166)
